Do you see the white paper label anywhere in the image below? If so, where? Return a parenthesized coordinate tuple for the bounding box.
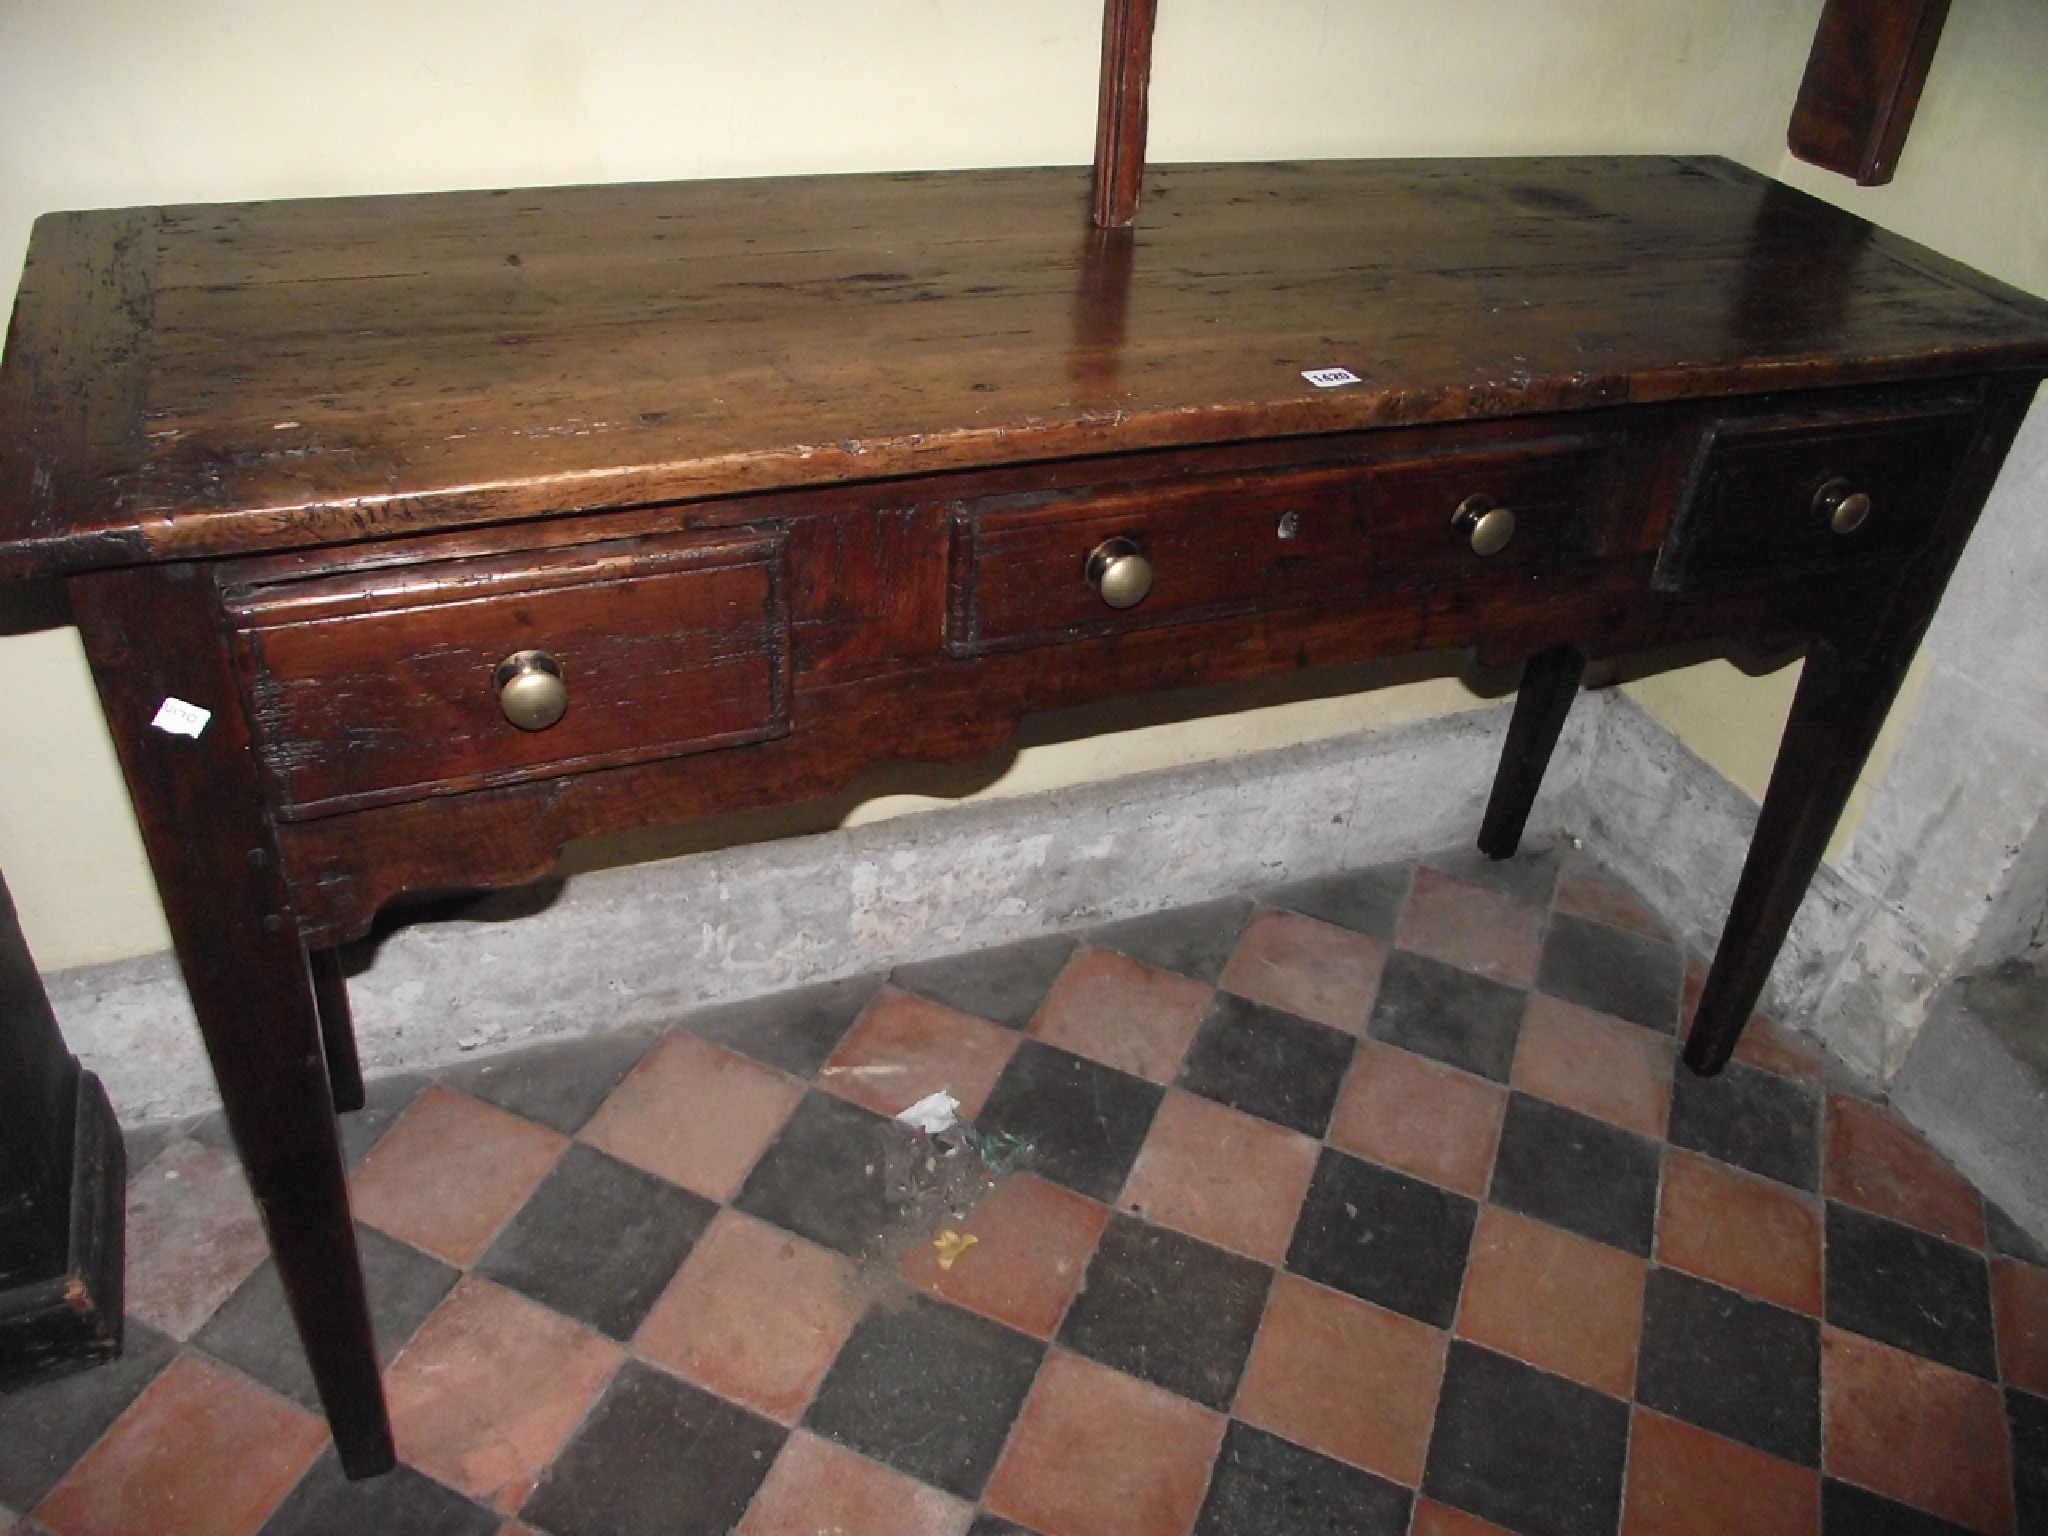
(151, 698, 212, 739)
(1301, 367, 1363, 389)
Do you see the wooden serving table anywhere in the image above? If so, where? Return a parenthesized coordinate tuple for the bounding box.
(3, 155, 2046, 1475)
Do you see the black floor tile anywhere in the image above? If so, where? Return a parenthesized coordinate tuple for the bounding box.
(892, 934, 1079, 1029)
(1823, 1202, 1997, 1379)
(1195, 1419, 1411, 1536)
(1819, 1478, 1981, 1535)
(196, 1224, 457, 1411)
(1365, 950, 1525, 1083)
(1088, 897, 1252, 984)
(475, 1143, 715, 1340)
(1488, 1093, 1661, 1257)
(1057, 1214, 1273, 1411)
(973, 1038, 1162, 1203)
(803, 1291, 1044, 1501)
(121, 1120, 182, 1180)
(1420, 1341, 1630, 1536)
(1423, 841, 1565, 909)
(1636, 1268, 1820, 1465)
(2011, 1387, 2048, 1536)
(259, 1449, 499, 1536)
(1176, 993, 1354, 1138)
(1263, 864, 1411, 943)
(1286, 1148, 1477, 1328)
(339, 1073, 430, 1167)
(1536, 912, 1684, 1033)
(1986, 1202, 2048, 1268)
(678, 973, 883, 1079)
(522, 1359, 785, 1536)
(1667, 1057, 1821, 1191)
(969, 1517, 1043, 1536)
(0, 1321, 176, 1509)
(733, 1090, 901, 1257)
(437, 1028, 657, 1135)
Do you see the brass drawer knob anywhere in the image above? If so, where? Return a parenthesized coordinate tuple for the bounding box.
(494, 649, 567, 731)
(1814, 478, 1872, 535)
(1086, 537, 1154, 609)
(1453, 494, 1516, 556)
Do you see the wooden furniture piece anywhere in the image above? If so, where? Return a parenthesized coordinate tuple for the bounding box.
(1789, 0, 1952, 186)
(3, 156, 2046, 1475)
(0, 866, 124, 1386)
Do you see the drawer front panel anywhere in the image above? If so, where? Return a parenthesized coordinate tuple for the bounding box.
(234, 528, 790, 816)
(1654, 402, 1978, 590)
(950, 437, 1606, 655)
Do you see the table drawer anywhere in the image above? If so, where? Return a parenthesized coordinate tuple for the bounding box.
(948, 437, 1606, 655)
(1654, 399, 1978, 590)
(231, 527, 790, 816)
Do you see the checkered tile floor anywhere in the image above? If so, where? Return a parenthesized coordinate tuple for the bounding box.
(5, 844, 2047, 1536)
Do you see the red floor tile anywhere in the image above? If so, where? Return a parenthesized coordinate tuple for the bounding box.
(1395, 867, 1545, 987)
(1657, 1148, 1823, 1316)
(1234, 1271, 1448, 1487)
(900, 1171, 1107, 1338)
(1729, 1016, 1824, 1084)
(34, 1354, 324, 1536)
(386, 1277, 622, 1513)
(1822, 1326, 2014, 1535)
(1512, 993, 1674, 1139)
(123, 1139, 270, 1340)
(1555, 865, 1669, 942)
(1117, 1089, 1319, 1264)
(983, 1350, 1225, 1536)
(1823, 1095, 1986, 1249)
(1621, 1407, 1819, 1536)
(1992, 1254, 2048, 1397)
(820, 986, 1018, 1120)
(1327, 1040, 1505, 1200)
(350, 1085, 565, 1266)
(1410, 1500, 1518, 1536)
(737, 1432, 973, 1536)
(1027, 947, 1212, 1084)
(580, 1031, 803, 1202)
(1217, 908, 1385, 1033)
(635, 1207, 865, 1423)
(1455, 1205, 1645, 1398)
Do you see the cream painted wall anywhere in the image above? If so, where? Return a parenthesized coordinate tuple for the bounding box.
(1, 0, 1837, 968)
(1623, 0, 2048, 850)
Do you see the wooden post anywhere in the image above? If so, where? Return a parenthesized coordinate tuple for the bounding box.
(1787, 0, 1951, 186)
(1091, 0, 1159, 228)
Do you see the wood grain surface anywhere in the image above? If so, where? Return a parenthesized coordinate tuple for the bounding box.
(6, 157, 2048, 580)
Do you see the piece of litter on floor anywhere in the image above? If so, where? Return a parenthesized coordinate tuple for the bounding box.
(820, 1063, 910, 1078)
(895, 1089, 960, 1135)
(934, 1230, 978, 1270)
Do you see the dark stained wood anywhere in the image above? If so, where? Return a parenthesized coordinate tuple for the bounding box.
(230, 527, 790, 816)
(0, 866, 125, 1386)
(310, 947, 365, 1115)
(6, 159, 2048, 581)
(1479, 645, 1588, 861)
(1684, 372, 2041, 1072)
(1788, 0, 1952, 186)
(6, 156, 2048, 1473)
(66, 564, 394, 1477)
(1091, 0, 1159, 228)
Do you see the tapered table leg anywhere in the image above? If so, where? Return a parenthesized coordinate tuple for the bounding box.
(69, 565, 395, 1478)
(1479, 643, 1588, 860)
(1683, 638, 1912, 1075)
(311, 948, 367, 1114)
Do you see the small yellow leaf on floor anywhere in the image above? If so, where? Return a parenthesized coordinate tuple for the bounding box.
(934, 1230, 979, 1271)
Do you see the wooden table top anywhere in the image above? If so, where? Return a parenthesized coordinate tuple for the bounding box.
(4, 155, 2047, 580)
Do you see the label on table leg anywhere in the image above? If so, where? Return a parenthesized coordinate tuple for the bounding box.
(150, 697, 212, 739)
